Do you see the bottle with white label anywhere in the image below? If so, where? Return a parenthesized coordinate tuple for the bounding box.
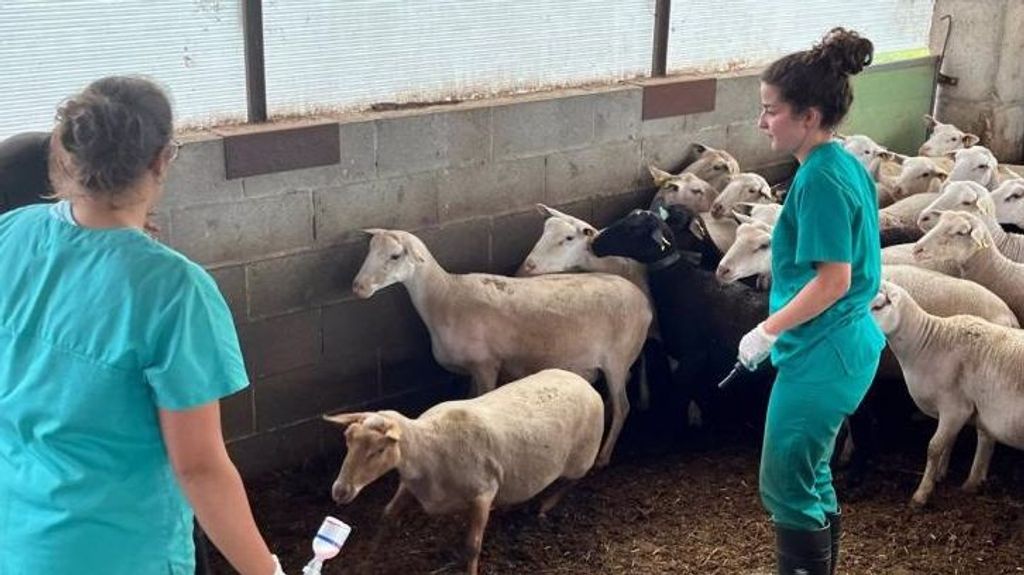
(301, 516, 352, 575)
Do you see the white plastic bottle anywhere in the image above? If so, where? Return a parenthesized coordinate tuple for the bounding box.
(301, 516, 352, 575)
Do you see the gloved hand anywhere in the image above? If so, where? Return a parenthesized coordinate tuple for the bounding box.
(738, 322, 778, 370)
(272, 554, 287, 575)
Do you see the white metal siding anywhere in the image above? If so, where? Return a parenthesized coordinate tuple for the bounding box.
(0, 0, 247, 139)
(0, 0, 934, 138)
(667, 0, 933, 72)
(262, 0, 655, 116)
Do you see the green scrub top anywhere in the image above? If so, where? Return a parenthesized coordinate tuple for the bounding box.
(768, 141, 886, 378)
(0, 203, 249, 574)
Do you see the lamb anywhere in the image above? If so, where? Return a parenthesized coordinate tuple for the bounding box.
(881, 156, 950, 206)
(324, 369, 604, 575)
(870, 281, 1024, 507)
(948, 146, 1020, 191)
(648, 169, 719, 213)
(708, 173, 773, 220)
(516, 204, 648, 294)
(989, 179, 1024, 228)
(680, 143, 741, 191)
(715, 219, 772, 289)
(878, 192, 939, 247)
(918, 114, 980, 156)
(917, 180, 1024, 263)
(352, 229, 651, 466)
(913, 210, 1024, 324)
(840, 134, 889, 170)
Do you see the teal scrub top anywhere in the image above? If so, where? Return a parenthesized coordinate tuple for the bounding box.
(0, 203, 249, 574)
(769, 141, 886, 377)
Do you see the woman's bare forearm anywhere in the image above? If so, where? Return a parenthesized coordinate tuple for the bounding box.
(176, 453, 277, 575)
(763, 263, 851, 335)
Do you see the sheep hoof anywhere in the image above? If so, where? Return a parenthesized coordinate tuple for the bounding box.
(961, 480, 983, 494)
(909, 493, 930, 510)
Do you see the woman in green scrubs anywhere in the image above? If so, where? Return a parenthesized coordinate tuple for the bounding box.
(736, 29, 885, 575)
(0, 77, 286, 574)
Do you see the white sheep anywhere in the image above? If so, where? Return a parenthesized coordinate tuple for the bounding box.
(715, 219, 772, 288)
(870, 281, 1024, 507)
(352, 229, 651, 466)
(681, 143, 741, 191)
(918, 115, 980, 156)
(913, 210, 1024, 324)
(516, 204, 648, 294)
(917, 180, 1024, 262)
(648, 169, 719, 213)
(840, 134, 888, 169)
(878, 192, 940, 247)
(324, 369, 604, 575)
(948, 146, 1020, 191)
(990, 179, 1024, 227)
(708, 173, 773, 220)
(884, 156, 951, 205)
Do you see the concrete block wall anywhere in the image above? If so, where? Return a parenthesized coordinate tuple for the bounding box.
(930, 0, 1024, 162)
(158, 72, 796, 478)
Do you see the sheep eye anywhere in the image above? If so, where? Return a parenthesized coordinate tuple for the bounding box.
(977, 164, 987, 170)
(713, 164, 725, 171)
(961, 200, 973, 206)
(390, 252, 402, 261)
(564, 236, 574, 242)
(920, 172, 931, 179)
(756, 243, 770, 251)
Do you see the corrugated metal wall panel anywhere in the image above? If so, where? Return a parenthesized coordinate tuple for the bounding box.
(0, 0, 247, 139)
(262, 0, 655, 116)
(667, 0, 933, 72)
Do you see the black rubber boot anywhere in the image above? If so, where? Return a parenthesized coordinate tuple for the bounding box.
(775, 523, 831, 575)
(826, 511, 841, 575)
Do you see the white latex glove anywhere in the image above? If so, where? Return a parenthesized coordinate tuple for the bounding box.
(738, 322, 778, 370)
(272, 554, 287, 575)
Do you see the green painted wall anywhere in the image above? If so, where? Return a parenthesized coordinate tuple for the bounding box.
(843, 56, 937, 155)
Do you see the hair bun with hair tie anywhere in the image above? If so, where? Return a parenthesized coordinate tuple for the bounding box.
(809, 27, 874, 77)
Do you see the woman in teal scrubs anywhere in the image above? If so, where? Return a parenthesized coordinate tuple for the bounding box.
(0, 77, 286, 574)
(735, 29, 885, 575)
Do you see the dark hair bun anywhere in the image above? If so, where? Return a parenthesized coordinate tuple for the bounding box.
(56, 76, 172, 195)
(809, 27, 874, 76)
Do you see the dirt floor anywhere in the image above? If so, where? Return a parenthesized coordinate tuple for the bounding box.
(211, 413, 1024, 575)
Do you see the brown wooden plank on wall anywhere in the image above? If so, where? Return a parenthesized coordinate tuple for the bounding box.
(642, 78, 717, 120)
(223, 123, 340, 179)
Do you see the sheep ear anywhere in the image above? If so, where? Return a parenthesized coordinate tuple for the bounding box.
(535, 203, 568, 219)
(383, 421, 402, 442)
(757, 184, 774, 200)
(962, 133, 980, 147)
(923, 114, 938, 128)
(582, 226, 596, 238)
(362, 228, 387, 236)
(976, 194, 994, 217)
(323, 412, 371, 428)
(934, 168, 949, 180)
(648, 165, 674, 187)
(833, 132, 848, 141)
(970, 224, 990, 249)
(691, 142, 709, 154)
